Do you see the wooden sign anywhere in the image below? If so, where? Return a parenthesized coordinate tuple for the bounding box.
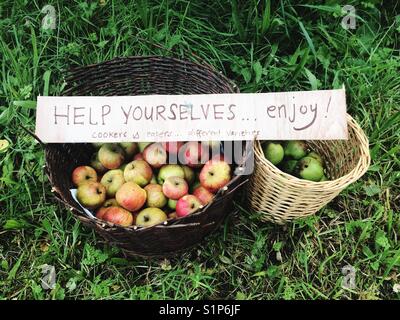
(35, 88, 347, 142)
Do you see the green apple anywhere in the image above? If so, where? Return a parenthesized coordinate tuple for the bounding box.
(92, 143, 104, 149)
(281, 160, 298, 174)
(144, 184, 167, 208)
(284, 141, 308, 160)
(119, 142, 138, 158)
(136, 208, 167, 227)
(262, 142, 284, 165)
(296, 156, 324, 181)
(100, 169, 125, 198)
(90, 152, 107, 174)
(138, 142, 152, 152)
(182, 165, 195, 185)
(167, 198, 177, 210)
(157, 164, 185, 184)
(319, 174, 328, 182)
(77, 181, 106, 209)
(308, 151, 324, 166)
(98, 143, 125, 169)
(123, 160, 153, 187)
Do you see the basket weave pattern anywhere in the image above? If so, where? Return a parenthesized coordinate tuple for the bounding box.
(45, 56, 251, 258)
(247, 114, 370, 224)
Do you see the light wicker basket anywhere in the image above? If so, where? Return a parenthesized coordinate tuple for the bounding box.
(247, 114, 370, 224)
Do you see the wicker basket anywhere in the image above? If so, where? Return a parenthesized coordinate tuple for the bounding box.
(247, 114, 370, 224)
(44, 56, 252, 258)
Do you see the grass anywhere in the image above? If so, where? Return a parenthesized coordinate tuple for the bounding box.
(0, 0, 399, 300)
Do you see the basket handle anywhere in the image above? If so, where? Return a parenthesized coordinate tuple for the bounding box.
(19, 124, 45, 147)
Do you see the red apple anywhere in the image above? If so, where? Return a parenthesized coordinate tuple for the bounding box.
(162, 176, 188, 200)
(116, 181, 147, 212)
(102, 207, 133, 227)
(96, 198, 119, 220)
(134, 153, 144, 160)
(179, 141, 208, 167)
(144, 183, 167, 208)
(143, 143, 167, 168)
(76, 181, 106, 209)
(176, 195, 202, 217)
(72, 166, 98, 187)
(98, 143, 125, 169)
(193, 186, 214, 205)
(199, 159, 231, 193)
(123, 160, 153, 187)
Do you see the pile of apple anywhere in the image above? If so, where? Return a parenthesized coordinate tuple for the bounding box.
(72, 141, 232, 228)
(262, 141, 328, 182)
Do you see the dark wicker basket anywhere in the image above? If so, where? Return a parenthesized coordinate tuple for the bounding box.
(44, 56, 252, 258)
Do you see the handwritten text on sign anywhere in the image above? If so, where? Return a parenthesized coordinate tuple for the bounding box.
(35, 89, 347, 142)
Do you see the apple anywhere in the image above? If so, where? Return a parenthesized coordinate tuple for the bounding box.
(320, 174, 328, 182)
(193, 186, 214, 205)
(167, 198, 177, 210)
(181, 165, 195, 185)
(143, 143, 167, 168)
(119, 163, 128, 171)
(162, 141, 184, 154)
(190, 180, 201, 193)
(90, 153, 107, 174)
(138, 142, 152, 152)
(116, 181, 147, 212)
(162, 176, 188, 200)
(95, 198, 119, 219)
(136, 207, 167, 227)
(263, 142, 284, 165)
(98, 143, 125, 169)
(157, 164, 185, 184)
(144, 183, 167, 208)
(284, 141, 308, 160)
(100, 169, 125, 198)
(92, 143, 104, 149)
(119, 142, 138, 158)
(76, 181, 106, 209)
(179, 141, 208, 167)
(134, 153, 144, 160)
(308, 151, 324, 166)
(150, 175, 158, 184)
(281, 159, 298, 174)
(123, 160, 153, 187)
(102, 207, 133, 227)
(296, 156, 324, 182)
(199, 159, 231, 193)
(72, 166, 98, 187)
(176, 195, 202, 217)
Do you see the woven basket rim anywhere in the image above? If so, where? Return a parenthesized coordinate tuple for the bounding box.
(253, 113, 370, 191)
(65, 55, 239, 94)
